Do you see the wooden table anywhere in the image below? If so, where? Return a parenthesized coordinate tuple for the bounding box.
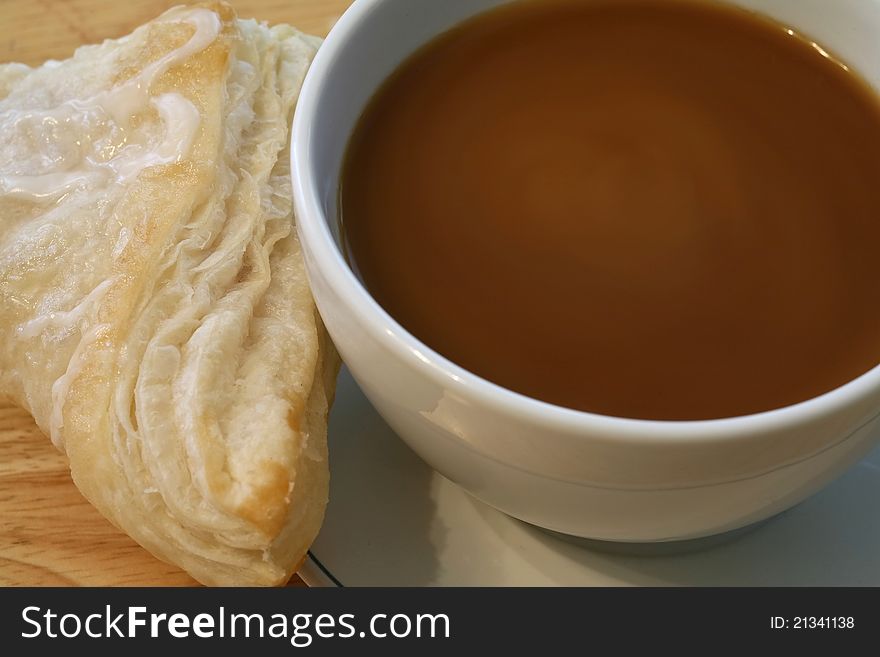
(0, 0, 353, 587)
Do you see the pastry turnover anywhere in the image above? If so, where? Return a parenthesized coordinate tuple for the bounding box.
(0, 3, 337, 586)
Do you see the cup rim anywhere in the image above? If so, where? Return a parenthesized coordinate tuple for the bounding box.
(291, 0, 880, 445)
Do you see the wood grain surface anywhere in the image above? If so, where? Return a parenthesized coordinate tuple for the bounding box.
(0, 0, 353, 587)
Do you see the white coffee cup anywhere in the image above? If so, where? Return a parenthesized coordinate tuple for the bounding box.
(292, 0, 880, 541)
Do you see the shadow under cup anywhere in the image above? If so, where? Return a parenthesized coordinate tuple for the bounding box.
(292, 0, 880, 542)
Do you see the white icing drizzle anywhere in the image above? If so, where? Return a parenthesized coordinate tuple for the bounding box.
(16, 279, 113, 339)
(0, 8, 219, 202)
(109, 93, 201, 181)
(2, 170, 103, 200)
(83, 8, 220, 126)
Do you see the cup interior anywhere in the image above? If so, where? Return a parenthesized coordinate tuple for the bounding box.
(296, 0, 880, 429)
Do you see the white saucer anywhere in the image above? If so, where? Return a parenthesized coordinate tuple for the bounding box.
(299, 368, 880, 586)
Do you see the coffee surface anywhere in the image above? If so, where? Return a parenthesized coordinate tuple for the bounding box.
(341, 0, 880, 420)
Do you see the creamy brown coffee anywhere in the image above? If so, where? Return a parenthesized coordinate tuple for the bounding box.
(340, 0, 880, 420)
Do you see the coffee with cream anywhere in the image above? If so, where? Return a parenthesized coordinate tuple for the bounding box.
(341, 0, 880, 420)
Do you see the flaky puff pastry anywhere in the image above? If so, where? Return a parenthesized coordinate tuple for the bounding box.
(0, 3, 338, 586)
